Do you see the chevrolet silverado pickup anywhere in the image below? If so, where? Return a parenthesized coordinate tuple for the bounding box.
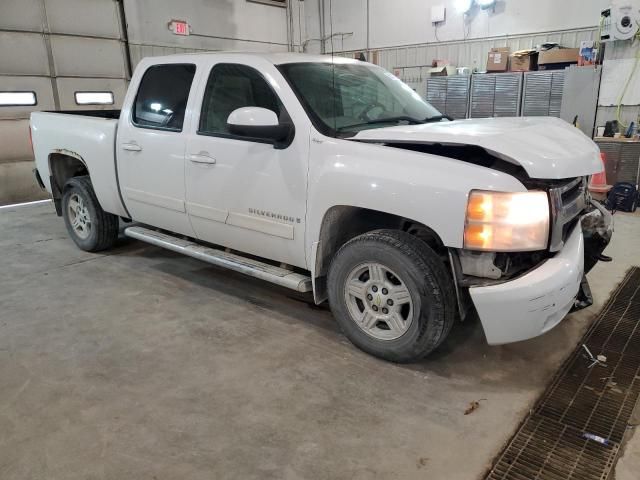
(30, 53, 612, 363)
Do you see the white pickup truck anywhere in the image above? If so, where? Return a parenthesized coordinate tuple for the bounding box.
(31, 52, 612, 363)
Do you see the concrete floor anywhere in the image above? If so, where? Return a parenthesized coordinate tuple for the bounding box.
(1, 202, 639, 480)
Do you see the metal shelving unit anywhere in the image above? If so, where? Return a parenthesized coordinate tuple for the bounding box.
(469, 72, 523, 118)
(522, 71, 566, 117)
(426, 76, 471, 120)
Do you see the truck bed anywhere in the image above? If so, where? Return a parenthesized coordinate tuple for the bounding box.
(45, 110, 121, 119)
(30, 111, 129, 218)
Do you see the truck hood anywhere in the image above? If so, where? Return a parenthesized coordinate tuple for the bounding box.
(352, 117, 602, 180)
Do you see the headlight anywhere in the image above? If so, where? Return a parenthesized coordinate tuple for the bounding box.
(464, 190, 550, 251)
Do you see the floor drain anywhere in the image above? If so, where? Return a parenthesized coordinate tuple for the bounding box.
(486, 267, 640, 480)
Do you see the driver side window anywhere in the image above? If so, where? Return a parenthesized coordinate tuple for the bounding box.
(199, 64, 282, 136)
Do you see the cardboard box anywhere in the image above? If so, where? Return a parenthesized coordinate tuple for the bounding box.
(510, 52, 538, 72)
(538, 48, 579, 65)
(430, 65, 457, 76)
(487, 47, 510, 72)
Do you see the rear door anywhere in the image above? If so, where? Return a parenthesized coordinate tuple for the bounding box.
(116, 61, 197, 236)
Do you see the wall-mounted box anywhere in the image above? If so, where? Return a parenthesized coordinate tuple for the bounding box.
(431, 6, 446, 23)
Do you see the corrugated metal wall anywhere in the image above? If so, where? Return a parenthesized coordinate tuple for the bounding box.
(0, 0, 129, 205)
(338, 27, 597, 77)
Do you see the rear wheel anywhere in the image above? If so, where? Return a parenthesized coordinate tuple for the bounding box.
(62, 176, 119, 252)
(328, 229, 456, 363)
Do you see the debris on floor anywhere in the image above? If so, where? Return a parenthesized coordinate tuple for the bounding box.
(465, 399, 487, 415)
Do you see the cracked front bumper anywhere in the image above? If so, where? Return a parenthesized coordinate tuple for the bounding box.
(470, 224, 585, 345)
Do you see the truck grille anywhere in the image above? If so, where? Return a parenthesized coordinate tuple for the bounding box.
(548, 177, 588, 252)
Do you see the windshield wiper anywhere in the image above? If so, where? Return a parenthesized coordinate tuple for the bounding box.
(423, 115, 452, 123)
(337, 116, 424, 132)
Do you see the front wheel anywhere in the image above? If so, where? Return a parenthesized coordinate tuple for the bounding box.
(327, 229, 456, 363)
(62, 176, 119, 252)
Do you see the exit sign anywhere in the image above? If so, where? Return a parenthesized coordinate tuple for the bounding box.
(169, 20, 190, 36)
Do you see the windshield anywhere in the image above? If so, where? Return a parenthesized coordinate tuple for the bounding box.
(278, 61, 443, 137)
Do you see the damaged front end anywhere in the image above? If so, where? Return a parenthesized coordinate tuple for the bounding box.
(573, 200, 614, 311)
(450, 179, 613, 319)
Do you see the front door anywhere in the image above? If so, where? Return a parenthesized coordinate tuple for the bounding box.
(184, 61, 308, 268)
(117, 62, 197, 236)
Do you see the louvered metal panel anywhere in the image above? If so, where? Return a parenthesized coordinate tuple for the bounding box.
(596, 142, 622, 184)
(523, 72, 552, 116)
(445, 76, 471, 119)
(494, 73, 523, 117)
(470, 75, 495, 118)
(522, 71, 565, 117)
(549, 71, 565, 117)
(426, 77, 447, 114)
(470, 73, 522, 118)
(618, 143, 640, 184)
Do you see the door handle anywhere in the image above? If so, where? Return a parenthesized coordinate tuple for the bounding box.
(188, 151, 216, 165)
(121, 142, 142, 152)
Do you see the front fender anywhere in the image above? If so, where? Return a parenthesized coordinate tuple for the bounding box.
(306, 137, 526, 270)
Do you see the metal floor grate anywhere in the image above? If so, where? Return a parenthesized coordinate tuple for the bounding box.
(487, 268, 640, 480)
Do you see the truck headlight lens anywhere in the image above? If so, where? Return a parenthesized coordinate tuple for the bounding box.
(464, 190, 550, 251)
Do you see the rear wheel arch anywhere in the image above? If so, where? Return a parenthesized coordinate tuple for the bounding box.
(48, 152, 89, 215)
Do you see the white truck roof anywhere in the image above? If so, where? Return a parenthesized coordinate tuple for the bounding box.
(143, 51, 362, 66)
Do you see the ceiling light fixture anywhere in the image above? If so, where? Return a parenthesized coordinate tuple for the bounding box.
(477, 0, 497, 8)
(455, 0, 473, 14)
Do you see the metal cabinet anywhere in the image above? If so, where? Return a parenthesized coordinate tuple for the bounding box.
(469, 72, 523, 118)
(522, 71, 566, 117)
(595, 139, 640, 186)
(426, 76, 471, 120)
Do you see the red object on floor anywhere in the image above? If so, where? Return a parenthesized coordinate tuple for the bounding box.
(589, 153, 612, 195)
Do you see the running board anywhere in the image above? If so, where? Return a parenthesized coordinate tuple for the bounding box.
(124, 226, 312, 293)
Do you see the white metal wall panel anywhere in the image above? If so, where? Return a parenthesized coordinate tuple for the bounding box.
(56, 77, 128, 110)
(45, 0, 122, 38)
(0, 0, 44, 31)
(0, 32, 50, 75)
(367, 27, 597, 74)
(50, 36, 127, 78)
(0, 76, 55, 119)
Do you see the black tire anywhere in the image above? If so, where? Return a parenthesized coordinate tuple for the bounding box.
(62, 176, 119, 252)
(327, 229, 456, 363)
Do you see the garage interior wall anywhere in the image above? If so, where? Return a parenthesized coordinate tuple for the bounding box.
(0, 0, 129, 205)
(303, 0, 607, 71)
(123, 0, 304, 69)
(0, 0, 305, 206)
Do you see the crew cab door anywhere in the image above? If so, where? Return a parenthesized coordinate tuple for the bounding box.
(116, 62, 197, 236)
(184, 60, 309, 268)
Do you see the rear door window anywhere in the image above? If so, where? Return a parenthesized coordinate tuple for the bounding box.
(133, 64, 196, 131)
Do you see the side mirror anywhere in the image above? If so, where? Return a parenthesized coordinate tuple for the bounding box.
(227, 107, 293, 146)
